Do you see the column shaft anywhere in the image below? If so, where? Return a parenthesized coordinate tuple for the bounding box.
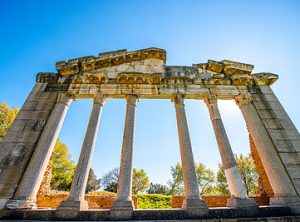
(173, 95, 208, 215)
(112, 95, 137, 211)
(7, 93, 73, 209)
(58, 95, 106, 210)
(205, 96, 247, 199)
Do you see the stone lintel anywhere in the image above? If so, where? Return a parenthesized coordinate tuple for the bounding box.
(66, 84, 240, 100)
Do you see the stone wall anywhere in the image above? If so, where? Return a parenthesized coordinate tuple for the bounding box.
(250, 135, 274, 197)
(172, 195, 270, 208)
(38, 156, 53, 194)
(0, 83, 57, 208)
(37, 192, 138, 209)
(37, 192, 269, 209)
(251, 85, 300, 195)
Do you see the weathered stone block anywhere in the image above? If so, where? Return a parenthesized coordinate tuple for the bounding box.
(278, 118, 298, 130)
(3, 130, 41, 143)
(262, 118, 282, 130)
(268, 129, 299, 141)
(8, 119, 27, 131)
(35, 92, 58, 101)
(21, 101, 38, 111)
(286, 167, 300, 179)
(257, 86, 274, 94)
(279, 153, 300, 165)
(270, 108, 290, 120)
(273, 140, 297, 152)
(0, 142, 16, 161)
(35, 101, 56, 111)
(25, 120, 46, 131)
(17, 110, 50, 120)
(292, 178, 300, 194)
(0, 184, 17, 198)
(253, 101, 270, 110)
(252, 94, 278, 102)
(266, 100, 285, 111)
(291, 140, 300, 152)
(257, 109, 273, 119)
(25, 83, 47, 101)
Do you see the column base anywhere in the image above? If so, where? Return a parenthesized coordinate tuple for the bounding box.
(57, 199, 89, 211)
(6, 199, 37, 209)
(182, 197, 209, 217)
(226, 197, 258, 208)
(110, 198, 134, 220)
(0, 198, 9, 209)
(270, 195, 300, 214)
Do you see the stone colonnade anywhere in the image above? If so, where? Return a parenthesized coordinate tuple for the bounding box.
(5, 88, 300, 216)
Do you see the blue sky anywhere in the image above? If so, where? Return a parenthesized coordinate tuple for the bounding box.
(1, 0, 300, 185)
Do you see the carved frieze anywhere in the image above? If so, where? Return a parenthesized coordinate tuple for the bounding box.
(72, 73, 108, 84)
(163, 77, 194, 85)
(230, 74, 252, 85)
(117, 73, 161, 84)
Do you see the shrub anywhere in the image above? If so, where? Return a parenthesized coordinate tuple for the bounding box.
(137, 194, 172, 209)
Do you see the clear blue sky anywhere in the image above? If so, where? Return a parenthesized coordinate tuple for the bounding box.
(1, 0, 300, 185)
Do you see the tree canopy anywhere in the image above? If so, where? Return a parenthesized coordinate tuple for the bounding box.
(50, 140, 75, 191)
(86, 168, 101, 193)
(215, 154, 259, 195)
(147, 183, 170, 195)
(101, 168, 149, 194)
(132, 168, 149, 194)
(168, 162, 215, 195)
(0, 103, 19, 140)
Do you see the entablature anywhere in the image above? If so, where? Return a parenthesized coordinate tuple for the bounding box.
(36, 47, 279, 98)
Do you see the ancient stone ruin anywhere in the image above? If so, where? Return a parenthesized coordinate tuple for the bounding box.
(0, 48, 300, 220)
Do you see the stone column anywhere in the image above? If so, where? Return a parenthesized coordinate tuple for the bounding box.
(204, 96, 257, 208)
(111, 95, 137, 219)
(235, 90, 300, 212)
(6, 93, 73, 209)
(173, 95, 208, 216)
(58, 95, 107, 211)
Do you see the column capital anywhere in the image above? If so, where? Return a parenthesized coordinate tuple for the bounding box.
(204, 94, 218, 106)
(172, 94, 185, 105)
(94, 94, 107, 105)
(204, 95, 221, 120)
(235, 93, 253, 108)
(125, 94, 138, 106)
(57, 93, 73, 106)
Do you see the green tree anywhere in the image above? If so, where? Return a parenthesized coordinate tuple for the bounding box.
(147, 182, 170, 195)
(236, 154, 259, 195)
(50, 140, 75, 191)
(101, 168, 119, 193)
(86, 168, 100, 193)
(132, 168, 149, 194)
(168, 162, 215, 195)
(168, 163, 184, 195)
(215, 163, 230, 195)
(101, 168, 149, 194)
(0, 103, 19, 140)
(215, 154, 259, 195)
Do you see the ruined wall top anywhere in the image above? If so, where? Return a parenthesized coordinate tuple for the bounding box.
(36, 48, 279, 99)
